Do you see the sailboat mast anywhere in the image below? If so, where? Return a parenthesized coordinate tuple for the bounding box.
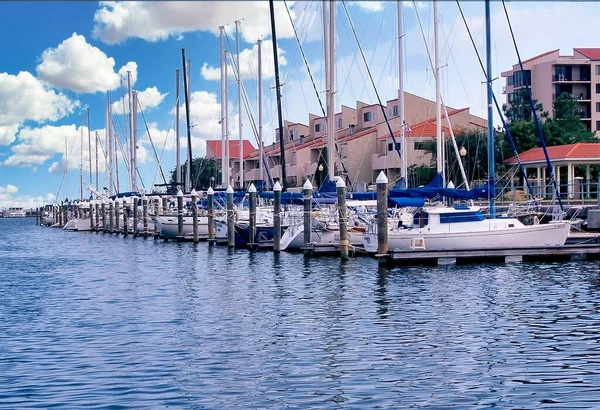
(95, 131, 99, 192)
(87, 108, 92, 186)
(485, 0, 495, 219)
(132, 90, 138, 192)
(269, 0, 287, 191)
(65, 138, 68, 201)
(434, 0, 443, 185)
(176, 69, 181, 189)
(181, 48, 193, 193)
(398, 0, 407, 188)
(107, 92, 113, 196)
(186, 59, 192, 191)
(325, 0, 336, 181)
(127, 71, 135, 192)
(258, 39, 264, 185)
(219, 27, 227, 187)
(80, 117, 83, 201)
(236, 20, 244, 189)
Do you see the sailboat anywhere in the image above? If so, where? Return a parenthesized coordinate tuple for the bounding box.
(363, 0, 570, 253)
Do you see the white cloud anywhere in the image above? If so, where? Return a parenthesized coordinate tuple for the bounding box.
(112, 86, 168, 114)
(201, 40, 287, 81)
(48, 161, 60, 174)
(352, 1, 384, 12)
(92, 1, 297, 45)
(36, 32, 137, 93)
(0, 191, 57, 208)
(0, 184, 18, 194)
(4, 124, 107, 170)
(0, 71, 77, 145)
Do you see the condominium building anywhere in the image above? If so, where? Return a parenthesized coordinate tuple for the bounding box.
(501, 48, 600, 135)
(225, 92, 486, 190)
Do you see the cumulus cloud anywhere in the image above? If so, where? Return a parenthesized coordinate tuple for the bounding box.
(111, 86, 168, 114)
(92, 1, 297, 45)
(0, 71, 77, 145)
(3, 124, 107, 170)
(36, 32, 137, 93)
(201, 40, 287, 81)
(0, 184, 18, 194)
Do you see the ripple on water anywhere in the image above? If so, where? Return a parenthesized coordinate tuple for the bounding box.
(1, 218, 599, 409)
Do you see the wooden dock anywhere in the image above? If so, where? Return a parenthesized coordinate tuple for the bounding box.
(377, 243, 599, 266)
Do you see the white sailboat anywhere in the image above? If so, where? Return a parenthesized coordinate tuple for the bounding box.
(363, 0, 570, 254)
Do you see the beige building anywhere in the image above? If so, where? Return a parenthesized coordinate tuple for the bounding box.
(234, 92, 486, 190)
(501, 48, 600, 136)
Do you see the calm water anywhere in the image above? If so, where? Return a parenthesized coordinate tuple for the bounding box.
(1, 218, 599, 409)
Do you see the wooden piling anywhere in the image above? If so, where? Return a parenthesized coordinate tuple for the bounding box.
(101, 200, 107, 233)
(132, 196, 139, 237)
(273, 181, 282, 252)
(109, 199, 115, 233)
(95, 201, 100, 232)
(153, 198, 159, 238)
(90, 200, 95, 230)
(162, 196, 169, 216)
(191, 189, 199, 243)
(114, 199, 120, 233)
(226, 185, 235, 248)
(303, 179, 313, 256)
(176, 189, 184, 240)
(337, 177, 349, 260)
(248, 183, 257, 248)
(376, 171, 389, 263)
(122, 198, 128, 236)
(142, 195, 148, 237)
(207, 187, 215, 245)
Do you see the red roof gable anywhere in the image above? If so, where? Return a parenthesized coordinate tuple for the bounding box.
(505, 143, 600, 164)
(206, 140, 255, 159)
(377, 107, 468, 139)
(521, 49, 559, 65)
(574, 48, 600, 60)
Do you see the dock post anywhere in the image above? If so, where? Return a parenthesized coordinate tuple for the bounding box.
(273, 182, 282, 252)
(176, 189, 184, 240)
(226, 185, 235, 248)
(207, 187, 215, 245)
(36, 207, 39, 225)
(95, 200, 100, 232)
(153, 198, 159, 238)
(132, 196, 139, 237)
(114, 199, 120, 233)
(101, 200, 107, 233)
(122, 198, 128, 236)
(63, 203, 68, 227)
(248, 183, 257, 248)
(109, 199, 115, 233)
(142, 194, 148, 238)
(303, 179, 313, 256)
(337, 178, 349, 260)
(162, 196, 169, 216)
(58, 202, 63, 227)
(376, 171, 389, 264)
(191, 189, 199, 243)
(90, 200, 95, 231)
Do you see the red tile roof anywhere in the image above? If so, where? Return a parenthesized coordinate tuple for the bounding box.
(574, 48, 600, 60)
(206, 140, 255, 159)
(521, 49, 559, 65)
(377, 107, 468, 139)
(505, 143, 600, 164)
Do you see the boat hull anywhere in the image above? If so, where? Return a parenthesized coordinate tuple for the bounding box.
(153, 215, 209, 239)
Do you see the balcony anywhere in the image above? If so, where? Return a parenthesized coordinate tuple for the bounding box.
(502, 86, 507, 94)
(553, 92, 591, 102)
(371, 152, 402, 170)
(270, 165, 282, 180)
(552, 74, 590, 83)
(245, 168, 262, 182)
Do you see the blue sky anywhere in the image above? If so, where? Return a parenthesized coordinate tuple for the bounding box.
(0, 1, 597, 207)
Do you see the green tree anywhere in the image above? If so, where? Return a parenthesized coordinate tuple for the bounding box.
(543, 92, 596, 145)
(168, 157, 220, 193)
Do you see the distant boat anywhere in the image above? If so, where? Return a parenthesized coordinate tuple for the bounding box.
(3, 207, 27, 218)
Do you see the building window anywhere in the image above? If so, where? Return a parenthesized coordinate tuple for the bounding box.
(300, 135, 305, 145)
(507, 75, 513, 86)
(596, 102, 600, 113)
(363, 111, 374, 122)
(513, 70, 531, 87)
(596, 121, 600, 131)
(315, 123, 322, 133)
(349, 124, 356, 136)
(508, 93, 514, 103)
(289, 129, 296, 141)
(596, 84, 600, 94)
(388, 142, 400, 152)
(596, 65, 600, 75)
(337, 118, 342, 129)
(414, 141, 426, 150)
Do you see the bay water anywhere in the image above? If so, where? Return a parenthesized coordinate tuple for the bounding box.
(1, 218, 599, 408)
